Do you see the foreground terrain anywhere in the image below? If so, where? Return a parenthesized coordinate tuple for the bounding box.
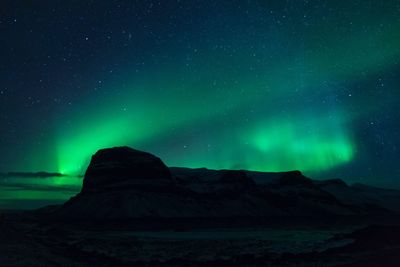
(1, 213, 400, 266)
(1, 147, 400, 266)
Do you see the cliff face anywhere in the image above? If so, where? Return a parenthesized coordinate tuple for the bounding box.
(82, 146, 173, 193)
(55, 147, 397, 221)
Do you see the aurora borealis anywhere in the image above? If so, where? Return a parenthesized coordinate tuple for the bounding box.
(1, 0, 400, 207)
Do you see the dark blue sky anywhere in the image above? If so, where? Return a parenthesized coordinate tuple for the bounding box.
(0, 0, 399, 188)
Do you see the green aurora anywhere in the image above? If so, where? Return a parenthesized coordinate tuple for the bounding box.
(1, 0, 400, 201)
(54, 7, 400, 175)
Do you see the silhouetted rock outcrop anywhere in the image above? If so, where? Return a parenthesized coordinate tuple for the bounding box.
(52, 147, 399, 222)
(82, 147, 173, 193)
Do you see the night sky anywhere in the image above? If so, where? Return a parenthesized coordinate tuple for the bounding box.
(1, 1, 400, 189)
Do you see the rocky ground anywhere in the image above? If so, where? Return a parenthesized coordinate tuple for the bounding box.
(1, 212, 400, 267)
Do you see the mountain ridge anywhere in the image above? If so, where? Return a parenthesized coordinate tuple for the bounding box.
(41, 146, 400, 222)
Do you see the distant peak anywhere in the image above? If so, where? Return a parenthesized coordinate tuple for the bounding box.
(277, 170, 313, 186)
(318, 179, 348, 187)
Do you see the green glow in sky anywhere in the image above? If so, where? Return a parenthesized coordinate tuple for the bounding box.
(29, 0, 400, 177)
(2, 1, 400, 210)
(0, 175, 82, 209)
(247, 116, 354, 172)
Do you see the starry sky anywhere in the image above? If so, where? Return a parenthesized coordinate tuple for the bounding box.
(1, 0, 400, 189)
